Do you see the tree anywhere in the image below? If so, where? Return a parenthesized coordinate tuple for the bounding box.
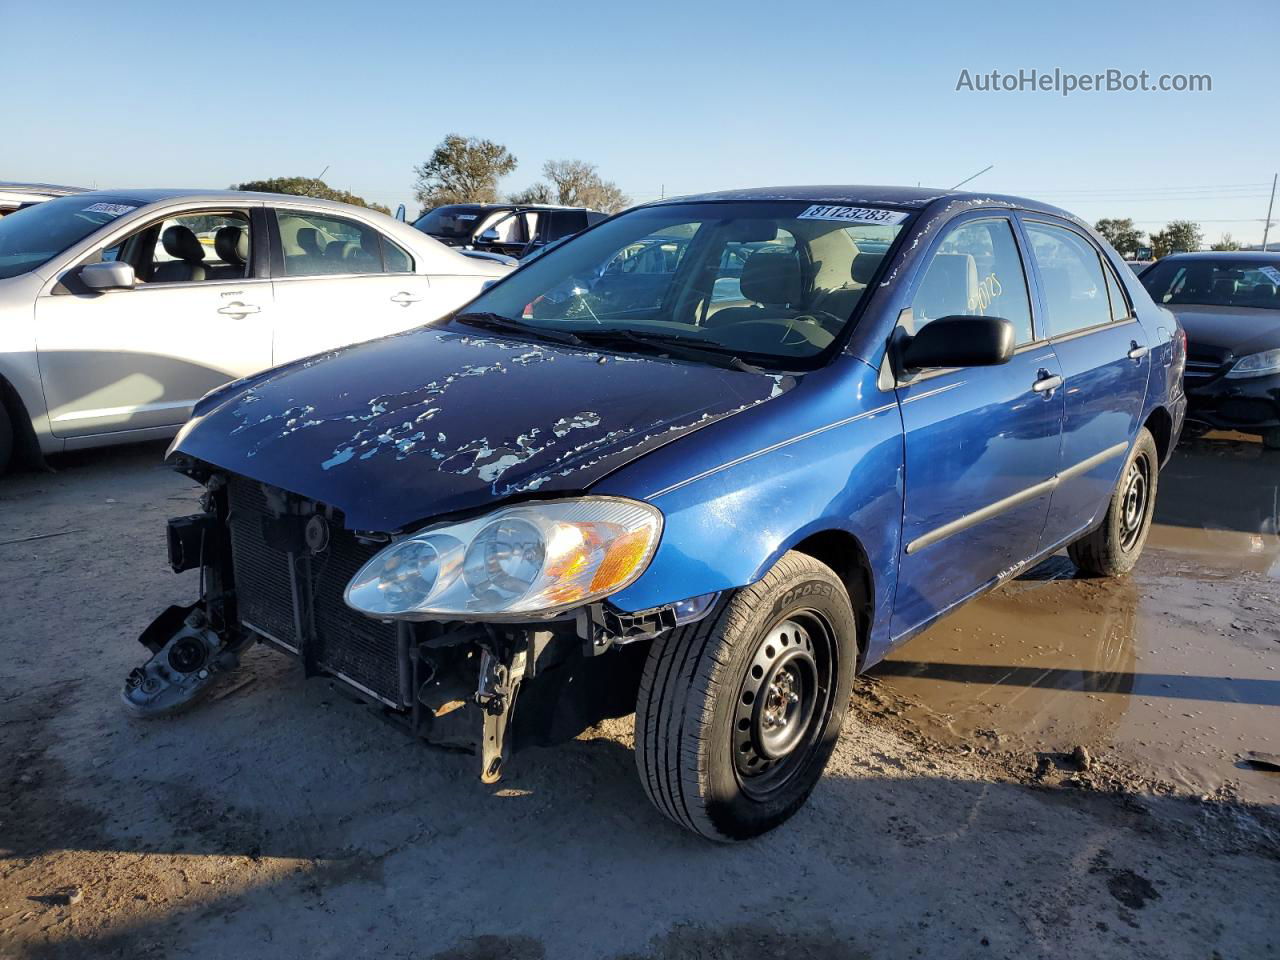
(506, 182, 553, 205)
(1210, 233, 1241, 251)
(1149, 220, 1203, 259)
(1094, 218, 1146, 257)
(233, 177, 389, 214)
(510, 159, 630, 213)
(413, 134, 517, 211)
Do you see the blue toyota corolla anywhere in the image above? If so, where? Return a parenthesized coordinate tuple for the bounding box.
(128, 186, 1187, 840)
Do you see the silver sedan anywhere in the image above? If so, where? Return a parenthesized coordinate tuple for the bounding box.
(0, 189, 511, 472)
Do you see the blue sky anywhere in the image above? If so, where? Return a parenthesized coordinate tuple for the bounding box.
(4, 0, 1275, 244)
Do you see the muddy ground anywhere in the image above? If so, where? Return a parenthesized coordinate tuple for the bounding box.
(1, 433, 1277, 959)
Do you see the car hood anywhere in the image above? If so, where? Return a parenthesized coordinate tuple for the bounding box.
(174, 325, 791, 531)
(1165, 304, 1280, 356)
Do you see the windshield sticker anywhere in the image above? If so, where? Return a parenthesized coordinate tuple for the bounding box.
(1259, 265, 1280, 285)
(82, 202, 137, 217)
(456, 214, 478, 221)
(797, 205, 908, 226)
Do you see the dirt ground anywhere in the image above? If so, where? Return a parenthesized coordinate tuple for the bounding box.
(1, 433, 1277, 960)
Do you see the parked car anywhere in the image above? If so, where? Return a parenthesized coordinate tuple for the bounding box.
(128, 186, 1186, 841)
(413, 203, 607, 259)
(0, 181, 86, 217)
(0, 189, 511, 472)
(1139, 251, 1280, 447)
(1125, 259, 1156, 276)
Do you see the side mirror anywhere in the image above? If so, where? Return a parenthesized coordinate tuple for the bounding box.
(899, 315, 1015, 371)
(476, 229, 500, 244)
(81, 260, 136, 291)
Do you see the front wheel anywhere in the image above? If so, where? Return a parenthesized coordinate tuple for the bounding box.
(634, 552, 858, 841)
(1068, 428, 1159, 577)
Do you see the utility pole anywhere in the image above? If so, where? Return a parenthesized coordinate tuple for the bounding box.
(1263, 173, 1277, 251)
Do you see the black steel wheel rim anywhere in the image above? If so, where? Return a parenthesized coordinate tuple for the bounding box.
(1118, 453, 1151, 551)
(732, 611, 836, 799)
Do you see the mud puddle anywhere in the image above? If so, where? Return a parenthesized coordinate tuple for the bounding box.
(870, 434, 1280, 806)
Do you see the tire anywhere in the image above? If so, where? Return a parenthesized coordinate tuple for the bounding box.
(635, 551, 858, 841)
(0, 402, 12, 475)
(1263, 428, 1280, 451)
(1068, 428, 1159, 577)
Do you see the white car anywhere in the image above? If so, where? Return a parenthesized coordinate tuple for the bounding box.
(0, 181, 86, 217)
(0, 189, 511, 472)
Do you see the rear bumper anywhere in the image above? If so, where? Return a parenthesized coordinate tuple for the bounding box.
(1186, 372, 1280, 433)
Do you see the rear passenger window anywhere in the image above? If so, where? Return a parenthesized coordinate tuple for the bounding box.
(276, 211, 385, 277)
(909, 218, 1034, 343)
(1103, 262, 1131, 321)
(383, 238, 413, 273)
(547, 210, 587, 241)
(1025, 222, 1112, 336)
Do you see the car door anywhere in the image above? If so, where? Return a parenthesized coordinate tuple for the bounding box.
(1020, 217, 1151, 547)
(268, 207, 436, 363)
(891, 214, 1065, 639)
(473, 210, 537, 258)
(34, 205, 273, 438)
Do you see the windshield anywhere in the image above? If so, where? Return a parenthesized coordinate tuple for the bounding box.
(458, 201, 909, 366)
(1141, 258, 1280, 310)
(413, 206, 488, 239)
(0, 195, 140, 280)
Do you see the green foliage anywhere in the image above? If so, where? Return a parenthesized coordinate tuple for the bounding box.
(413, 134, 517, 211)
(1209, 233, 1241, 251)
(233, 177, 390, 214)
(1149, 220, 1203, 259)
(1094, 218, 1146, 258)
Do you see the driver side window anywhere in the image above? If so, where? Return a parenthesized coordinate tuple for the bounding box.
(909, 218, 1034, 343)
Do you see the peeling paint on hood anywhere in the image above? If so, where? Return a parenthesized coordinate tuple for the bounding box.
(174, 326, 794, 531)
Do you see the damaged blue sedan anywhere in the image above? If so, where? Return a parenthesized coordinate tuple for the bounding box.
(128, 186, 1187, 840)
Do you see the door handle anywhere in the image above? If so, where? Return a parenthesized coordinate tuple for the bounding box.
(390, 291, 423, 306)
(1032, 373, 1064, 394)
(1127, 341, 1149, 360)
(216, 301, 260, 317)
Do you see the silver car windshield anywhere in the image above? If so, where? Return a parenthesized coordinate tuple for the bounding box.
(0, 195, 139, 280)
(459, 201, 909, 367)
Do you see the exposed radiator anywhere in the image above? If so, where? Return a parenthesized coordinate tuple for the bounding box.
(226, 477, 403, 707)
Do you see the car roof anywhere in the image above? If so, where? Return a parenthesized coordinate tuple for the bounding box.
(1156, 250, 1280, 261)
(0, 181, 87, 196)
(65, 187, 404, 214)
(425, 202, 603, 213)
(652, 184, 1080, 218)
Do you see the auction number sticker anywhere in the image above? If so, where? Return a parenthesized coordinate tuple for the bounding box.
(1259, 265, 1280, 285)
(797, 204, 908, 225)
(83, 202, 137, 216)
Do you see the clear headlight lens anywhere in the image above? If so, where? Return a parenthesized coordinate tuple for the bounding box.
(1225, 348, 1280, 379)
(345, 498, 662, 620)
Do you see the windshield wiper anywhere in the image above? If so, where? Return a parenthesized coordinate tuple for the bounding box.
(574, 328, 765, 373)
(453, 312, 584, 347)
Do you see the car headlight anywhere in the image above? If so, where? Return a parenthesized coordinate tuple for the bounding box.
(1225, 348, 1280, 379)
(345, 498, 662, 620)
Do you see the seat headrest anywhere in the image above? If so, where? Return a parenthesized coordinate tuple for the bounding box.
(740, 249, 802, 305)
(851, 252, 884, 285)
(296, 227, 323, 256)
(161, 225, 205, 263)
(214, 225, 249, 265)
(326, 239, 357, 260)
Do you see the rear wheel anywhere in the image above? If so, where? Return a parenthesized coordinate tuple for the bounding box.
(1068, 428, 1159, 577)
(0, 403, 13, 475)
(635, 551, 858, 841)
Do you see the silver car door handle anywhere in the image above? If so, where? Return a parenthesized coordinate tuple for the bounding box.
(391, 291, 423, 305)
(216, 301, 261, 316)
(1128, 342, 1149, 360)
(1032, 374, 1064, 393)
